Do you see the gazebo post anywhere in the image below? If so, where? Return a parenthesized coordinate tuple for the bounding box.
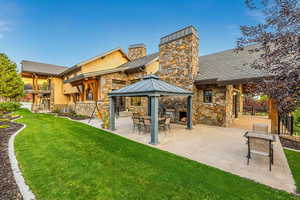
(109, 96, 116, 131)
(150, 95, 159, 145)
(147, 96, 151, 116)
(187, 95, 193, 129)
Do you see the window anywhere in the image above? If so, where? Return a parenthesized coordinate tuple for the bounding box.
(86, 88, 93, 101)
(203, 89, 213, 103)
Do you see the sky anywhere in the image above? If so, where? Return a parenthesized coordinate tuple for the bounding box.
(0, 0, 263, 69)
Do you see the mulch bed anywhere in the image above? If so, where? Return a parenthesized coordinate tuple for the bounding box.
(280, 135, 300, 151)
(56, 113, 89, 120)
(0, 122, 23, 200)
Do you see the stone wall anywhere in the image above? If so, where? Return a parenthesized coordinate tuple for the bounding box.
(157, 26, 199, 124)
(225, 85, 234, 126)
(98, 71, 148, 115)
(128, 44, 146, 60)
(158, 26, 199, 90)
(193, 86, 227, 126)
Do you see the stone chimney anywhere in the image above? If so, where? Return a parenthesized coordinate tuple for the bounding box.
(128, 43, 146, 60)
(158, 26, 199, 90)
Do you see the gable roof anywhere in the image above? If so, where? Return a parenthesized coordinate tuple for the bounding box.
(64, 53, 159, 83)
(59, 48, 129, 76)
(195, 46, 270, 85)
(109, 75, 192, 97)
(21, 60, 67, 76)
(117, 52, 158, 71)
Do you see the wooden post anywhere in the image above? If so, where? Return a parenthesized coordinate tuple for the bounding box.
(268, 98, 279, 134)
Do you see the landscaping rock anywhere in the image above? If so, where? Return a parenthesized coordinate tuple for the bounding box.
(280, 135, 300, 151)
(0, 122, 23, 200)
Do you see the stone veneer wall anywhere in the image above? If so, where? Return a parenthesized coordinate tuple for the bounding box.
(128, 44, 146, 60)
(193, 84, 243, 127)
(193, 86, 227, 126)
(157, 26, 199, 122)
(98, 71, 148, 115)
(225, 85, 234, 126)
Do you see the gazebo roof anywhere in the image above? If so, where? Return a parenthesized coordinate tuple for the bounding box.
(109, 75, 193, 97)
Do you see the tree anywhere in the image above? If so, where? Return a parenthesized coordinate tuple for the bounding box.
(237, 0, 300, 113)
(0, 53, 24, 101)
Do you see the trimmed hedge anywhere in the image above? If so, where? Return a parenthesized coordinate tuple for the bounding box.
(0, 102, 21, 112)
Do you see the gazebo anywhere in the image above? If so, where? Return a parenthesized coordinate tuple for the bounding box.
(108, 75, 193, 145)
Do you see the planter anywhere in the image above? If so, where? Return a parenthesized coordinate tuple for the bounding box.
(280, 135, 300, 151)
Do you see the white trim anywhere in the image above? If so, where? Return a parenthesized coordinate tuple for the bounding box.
(9, 117, 36, 200)
(284, 147, 300, 153)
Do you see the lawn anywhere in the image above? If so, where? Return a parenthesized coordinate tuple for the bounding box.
(293, 108, 300, 135)
(285, 149, 300, 193)
(15, 109, 298, 200)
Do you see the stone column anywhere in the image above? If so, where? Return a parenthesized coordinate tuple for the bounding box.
(150, 96, 159, 145)
(128, 44, 146, 60)
(109, 96, 116, 131)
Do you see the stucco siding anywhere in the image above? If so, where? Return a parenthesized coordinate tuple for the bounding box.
(81, 51, 128, 73)
(145, 60, 159, 74)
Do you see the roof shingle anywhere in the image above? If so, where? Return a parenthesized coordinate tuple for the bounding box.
(21, 60, 67, 76)
(196, 46, 270, 84)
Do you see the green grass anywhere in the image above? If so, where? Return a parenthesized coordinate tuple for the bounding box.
(285, 149, 300, 193)
(15, 109, 298, 200)
(293, 108, 300, 135)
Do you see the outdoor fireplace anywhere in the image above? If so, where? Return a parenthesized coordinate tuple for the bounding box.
(179, 111, 187, 124)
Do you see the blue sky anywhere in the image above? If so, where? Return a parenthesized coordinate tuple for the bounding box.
(0, 0, 262, 68)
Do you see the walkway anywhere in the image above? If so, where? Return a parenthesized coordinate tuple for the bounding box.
(230, 115, 271, 132)
(80, 117, 296, 194)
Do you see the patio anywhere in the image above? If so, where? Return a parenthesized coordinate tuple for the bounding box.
(84, 116, 297, 194)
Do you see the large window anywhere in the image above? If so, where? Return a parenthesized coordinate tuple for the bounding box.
(23, 78, 33, 90)
(203, 89, 213, 103)
(38, 79, 49, 90)
(86, 88, 93, 101)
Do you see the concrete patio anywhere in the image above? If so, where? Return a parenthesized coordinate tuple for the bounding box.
(80, 115, 296, 194)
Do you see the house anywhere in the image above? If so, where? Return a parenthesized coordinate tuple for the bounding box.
(21, 26, 276, 129)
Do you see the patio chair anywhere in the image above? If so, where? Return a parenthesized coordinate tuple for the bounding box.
(247, 137, 274, 171)
(253, 123, 269, 134)
(143, 119, 151, 133)
(132, 117, 142, 133)
(133, 113, 140, 118)
(159, 117, 171, 134)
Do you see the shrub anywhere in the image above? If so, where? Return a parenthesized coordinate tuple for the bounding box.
(52, 108, 61, 113)
(0, 124, 9, 129)
(0, 102, 21, 112)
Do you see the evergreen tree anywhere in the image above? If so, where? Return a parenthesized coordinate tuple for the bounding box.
(0, 53, 24, 101)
